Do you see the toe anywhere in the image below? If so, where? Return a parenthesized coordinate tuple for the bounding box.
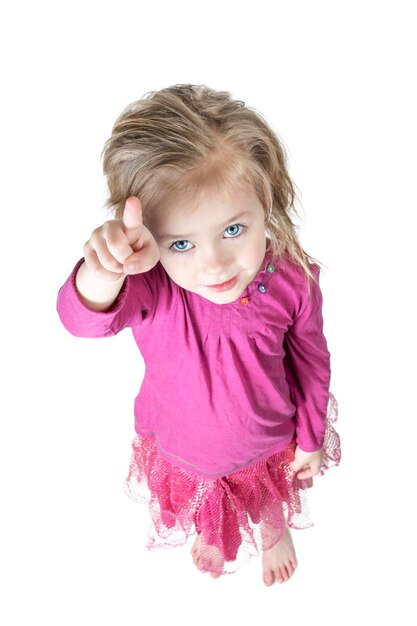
(284, 563, 293, 578)
(263, 571, 275, 586)
(274, 568, 285, 583)
(281, 566, 290, 581)
(197, 557, 208, 573)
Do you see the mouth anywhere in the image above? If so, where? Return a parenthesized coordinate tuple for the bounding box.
(206, 275, 239, 292)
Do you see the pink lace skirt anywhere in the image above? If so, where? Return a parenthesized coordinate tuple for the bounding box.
(124, 392, 341, 575)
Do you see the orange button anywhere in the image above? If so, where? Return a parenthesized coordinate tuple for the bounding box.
(240, 297, 249, 305)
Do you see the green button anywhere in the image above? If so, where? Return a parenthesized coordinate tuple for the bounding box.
(267, 264, 275, 272)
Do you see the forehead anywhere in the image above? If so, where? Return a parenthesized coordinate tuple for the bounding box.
(151, 182, 261, 240)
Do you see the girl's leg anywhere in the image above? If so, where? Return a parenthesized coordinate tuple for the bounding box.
(190, 532, 223, 579)
(261, 522, 298, 586)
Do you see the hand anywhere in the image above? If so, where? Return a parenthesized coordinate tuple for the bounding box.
(83, 196, 160, 281)
(288, 445, 323, 479)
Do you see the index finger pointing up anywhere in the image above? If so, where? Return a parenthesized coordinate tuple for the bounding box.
(122, 196, 144, 232)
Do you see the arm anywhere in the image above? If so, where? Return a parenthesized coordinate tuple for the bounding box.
(56, 258, 138, 338)
(57, 197, 166, 337)
(283, 264, 331, 453)
(57, 257, 177, 338)
(75, 260, 126, 311)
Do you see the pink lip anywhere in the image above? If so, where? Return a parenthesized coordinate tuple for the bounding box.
(206, 275, 238, 292)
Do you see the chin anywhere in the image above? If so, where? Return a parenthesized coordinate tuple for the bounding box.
(197, 285, 243, 304)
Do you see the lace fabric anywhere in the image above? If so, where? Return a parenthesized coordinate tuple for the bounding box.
(124, 392, 341, 575)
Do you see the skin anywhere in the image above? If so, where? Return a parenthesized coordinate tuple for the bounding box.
(143, 181, 323, 584)
(144, 181, 268, 305)
(103, 185, 323, 584)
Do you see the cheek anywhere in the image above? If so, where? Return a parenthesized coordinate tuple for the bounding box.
(159, 256, 191, 284)
(158, 254, 175, 276)
(245, 232, 266, 257)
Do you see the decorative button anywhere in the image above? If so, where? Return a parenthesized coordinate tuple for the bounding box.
(267, 264, 275, 273)
(240, 297, 249, 305)
(258, 283, 267, 293)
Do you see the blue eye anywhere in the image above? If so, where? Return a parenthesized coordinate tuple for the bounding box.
(225, 224, 241, 236)
(171, 240, 191, 253)
(170, 224, 247, 255)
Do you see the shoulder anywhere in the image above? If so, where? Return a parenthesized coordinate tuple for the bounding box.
(266, 251, 321, 315)
(270, 251, 319, 288)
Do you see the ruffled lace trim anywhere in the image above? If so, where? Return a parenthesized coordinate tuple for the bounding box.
(124, 392, 341, 575)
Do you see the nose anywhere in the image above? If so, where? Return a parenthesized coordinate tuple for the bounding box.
(200, 246, 231, 280)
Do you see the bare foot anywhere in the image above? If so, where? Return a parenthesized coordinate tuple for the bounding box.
(262, 525, 298, 587)
(190, 534, 223, 579)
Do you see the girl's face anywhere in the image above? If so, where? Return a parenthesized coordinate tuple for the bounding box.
(146, 181, 267, 304)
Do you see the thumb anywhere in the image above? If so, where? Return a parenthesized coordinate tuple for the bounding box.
(122, 196, 143, 233)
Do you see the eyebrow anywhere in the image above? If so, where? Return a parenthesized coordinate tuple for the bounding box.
(157, 211, 253, 242)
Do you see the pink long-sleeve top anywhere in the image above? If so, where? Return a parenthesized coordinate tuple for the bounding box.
(56, 246, 332, 479)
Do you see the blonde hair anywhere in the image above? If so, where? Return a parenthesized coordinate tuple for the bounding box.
(101, 84, 327, 296)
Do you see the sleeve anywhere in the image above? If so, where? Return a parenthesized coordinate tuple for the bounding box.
(56, 258, 176, 338)
(283, 264, 331, 452)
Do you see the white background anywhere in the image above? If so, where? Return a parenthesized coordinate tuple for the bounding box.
(1, 1, 415, 624)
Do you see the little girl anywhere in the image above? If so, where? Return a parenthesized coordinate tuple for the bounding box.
(56, 83, 341, 587)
